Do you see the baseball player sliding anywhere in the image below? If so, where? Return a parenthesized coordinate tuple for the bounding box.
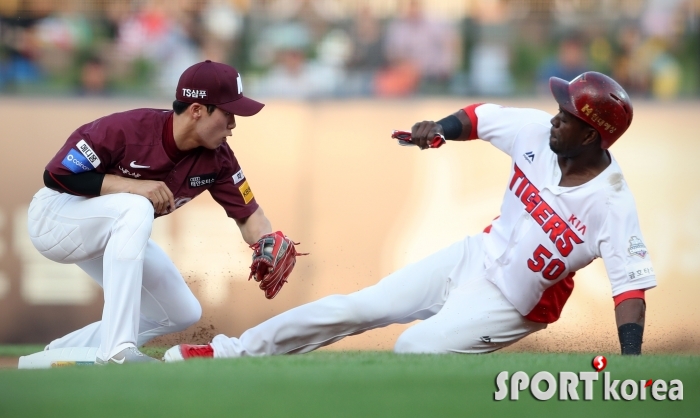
(164, 71, 655, 362)
(24, 60, 303, 366)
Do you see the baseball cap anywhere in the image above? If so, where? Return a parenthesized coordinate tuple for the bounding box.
(176, 60, 264, 117)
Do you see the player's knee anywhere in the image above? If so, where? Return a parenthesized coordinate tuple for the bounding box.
(395, 327, 501, 354)
(394, 334, 421, 353)
(112, 194, 155, 240)
(182, 304, 202, 329)
(119, 194, 155, 222)
(394, 329, 442, 354)
(170, 299, 202, 331)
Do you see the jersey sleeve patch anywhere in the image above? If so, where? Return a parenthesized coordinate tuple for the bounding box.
(626, 261, 654, 281)
(61, 148, 96, 173)
(232, 169, 245, 184)
(238, 180, 254, 204)
(627, 236, 648, 258)
(76, 139, 101, 168)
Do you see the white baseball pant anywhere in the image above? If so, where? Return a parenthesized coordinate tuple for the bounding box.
(27, 187, 201, 361)
(210, 234, 546, 357)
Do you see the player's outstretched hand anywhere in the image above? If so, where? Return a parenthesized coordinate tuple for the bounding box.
(127, 180, 176, 215)
(249, 231, 308, 299)
(411, 120, 445, 150)
(392, 128, 445, 150)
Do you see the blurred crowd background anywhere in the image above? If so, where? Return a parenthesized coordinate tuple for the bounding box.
(1, 0, 699, 100)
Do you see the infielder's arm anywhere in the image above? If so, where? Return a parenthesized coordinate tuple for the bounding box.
(614, 297, 646, 355)
(100, 174, 175, 215)
(235, 206, 273, 245)
(44, 170, 175, 215)
(409, 108, 475, 149)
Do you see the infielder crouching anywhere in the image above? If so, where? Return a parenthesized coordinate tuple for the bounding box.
(164, 71, 655, 361)
(21, 61, 303, 368)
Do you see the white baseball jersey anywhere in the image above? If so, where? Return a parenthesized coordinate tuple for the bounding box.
(456, 104, 656, 323)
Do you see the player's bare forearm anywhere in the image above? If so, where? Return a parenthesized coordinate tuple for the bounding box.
(236, 206, 273, 245)
(615, 298, 646, 355)
(100, 174, 175, 215)
(615, 298, 645, 327)
(100, 173, 140, 195)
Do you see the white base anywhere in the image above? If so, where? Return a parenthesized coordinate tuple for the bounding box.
(18, 347, 99, 369)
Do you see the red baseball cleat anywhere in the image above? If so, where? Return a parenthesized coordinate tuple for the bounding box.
(163, 344, 214, 362)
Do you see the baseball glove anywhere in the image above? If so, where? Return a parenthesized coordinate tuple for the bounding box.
(249, 231, 307, 299)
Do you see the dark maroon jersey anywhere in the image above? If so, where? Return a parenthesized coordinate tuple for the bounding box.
(45, 108, 259, 219)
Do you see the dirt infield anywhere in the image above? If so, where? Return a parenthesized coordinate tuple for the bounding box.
(0, 357, 18, 369)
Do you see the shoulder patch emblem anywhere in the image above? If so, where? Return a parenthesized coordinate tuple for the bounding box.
(238, 180, 254, 204)
(523, 151, 535, 163)
(62, 149, 95, 173)
(628, 236, 648, 258)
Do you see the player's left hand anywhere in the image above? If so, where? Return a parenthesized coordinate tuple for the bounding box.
(248, 231, 308, 299)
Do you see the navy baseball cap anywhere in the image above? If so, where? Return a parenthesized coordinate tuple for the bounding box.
(176, 60, 265, 117)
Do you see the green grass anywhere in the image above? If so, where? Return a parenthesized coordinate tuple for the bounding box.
(0, 349, 697, 418)
(0, 344, 167, 359)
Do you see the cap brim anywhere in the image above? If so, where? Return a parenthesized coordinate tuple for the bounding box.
(549, 77, 576, 115)
(218, 95, 265, 117)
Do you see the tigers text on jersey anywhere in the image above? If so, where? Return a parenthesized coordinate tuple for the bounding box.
(459, 104, 656, 323)
(46, 108, 258, 219)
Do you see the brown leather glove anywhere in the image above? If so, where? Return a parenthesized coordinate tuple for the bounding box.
(249, 231, 307, 299)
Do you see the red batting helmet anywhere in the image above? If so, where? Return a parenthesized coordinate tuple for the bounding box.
(549, 71, 633, 149)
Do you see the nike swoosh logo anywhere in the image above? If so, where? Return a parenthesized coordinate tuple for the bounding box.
(130, 161, 150, 169)
(111, 357, 125, 364)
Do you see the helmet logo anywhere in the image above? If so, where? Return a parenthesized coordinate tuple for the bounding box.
(580, 103, 616, 134)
